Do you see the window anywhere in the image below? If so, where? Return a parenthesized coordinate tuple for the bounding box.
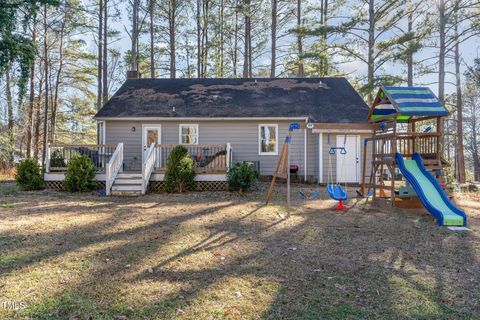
(179, 124, 199, 145)
(259, 124, 278, 155)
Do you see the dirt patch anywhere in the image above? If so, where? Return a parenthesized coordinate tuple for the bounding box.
(0, 182, 479, 319)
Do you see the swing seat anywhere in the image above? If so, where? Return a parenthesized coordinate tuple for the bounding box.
(327, 184, 347, 201)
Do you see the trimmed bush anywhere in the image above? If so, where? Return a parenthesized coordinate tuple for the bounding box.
(227, 162, 256, 193)
(164, 146, 196, 193)
(64, 155, 97, 192)
(15, 159, 44, 190)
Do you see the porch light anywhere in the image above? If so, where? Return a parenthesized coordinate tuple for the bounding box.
(132, 126, 136, 132)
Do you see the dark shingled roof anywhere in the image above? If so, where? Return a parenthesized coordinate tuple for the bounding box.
(95, 77, 369, 123)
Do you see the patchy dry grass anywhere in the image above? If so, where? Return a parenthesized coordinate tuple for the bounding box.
(0, 182, 479, 319)
(0, 167, 15, 182)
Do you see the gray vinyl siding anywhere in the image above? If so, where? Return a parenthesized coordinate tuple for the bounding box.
(105, 120, 315, 176)
(104, 119, 370, 182)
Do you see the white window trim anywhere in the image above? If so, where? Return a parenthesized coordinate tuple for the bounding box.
(179, 124, 199, 145)
(258, 124, 279, 155)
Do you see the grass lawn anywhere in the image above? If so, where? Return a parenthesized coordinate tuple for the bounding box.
(0, 182, 479, 319)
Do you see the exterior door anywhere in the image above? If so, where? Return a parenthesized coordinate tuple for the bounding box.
(336, 135, 360, 183)
(142, 125, 161, 160)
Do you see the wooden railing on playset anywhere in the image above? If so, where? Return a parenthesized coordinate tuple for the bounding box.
(371, 132, 440, 163)
(153, 143, 232, 173)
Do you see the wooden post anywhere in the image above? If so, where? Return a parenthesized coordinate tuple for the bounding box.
(391, 119, 397, 206)
(436, 116, 442, 165)
(45, 143, 50, 173)
(411, 121, 416, 155)
(226, 143, 231, 169)
(360, 138, 368, 196)
(265, 137, 288, 204)
(372, 133, 377, 201)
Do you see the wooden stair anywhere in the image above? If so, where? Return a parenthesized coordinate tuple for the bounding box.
(111, 172, 143, 196)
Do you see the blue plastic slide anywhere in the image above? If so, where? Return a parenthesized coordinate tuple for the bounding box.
(395, 153, 466, 226)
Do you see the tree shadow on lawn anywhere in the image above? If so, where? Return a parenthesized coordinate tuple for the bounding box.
(2, 191, 479, 319)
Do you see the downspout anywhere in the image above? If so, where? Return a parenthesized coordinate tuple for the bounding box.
(319, 132, 323, 183)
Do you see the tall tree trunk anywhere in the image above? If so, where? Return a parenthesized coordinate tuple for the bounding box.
(202, 0, 209, 77)
(42, 4, 49, 166)
(102, 0, 108, 101)
(297, 0, 304, 77)
(169, 0, 176, 78)
(472, 104, 479, 180)
(185, 34, 192, 77)
(26, 18, 37, 158)
(97, 0, 103, 108)
(5, 68, 14, 166)
(322, 0, 329, 76)
(219, 0, 224, 77)
(437, 0, 446, 152)
(34, 61, 44, 161)
(149, 0, 155, 78)
(196, 0, 201, 77)
(407, 4, 413, 86)
(454, 22, 465, 182)
(367, 0, 375, 104)
(233, 3, 239, 77)
(131, 0, 139, 71)
(243, 0, 250, 78)
(270, 0, 277, 78)
(51, 12, 66, 143)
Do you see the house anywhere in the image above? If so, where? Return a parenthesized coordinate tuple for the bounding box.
(44, 77, 373, 195)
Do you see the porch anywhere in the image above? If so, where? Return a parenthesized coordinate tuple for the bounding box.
(44, 143, 232, 195)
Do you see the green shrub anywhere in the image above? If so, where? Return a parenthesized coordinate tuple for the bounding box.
(164, 146, 196, 193)
(64, 155, 97, 192)
(49, 150, 66, 168)
(15, 159, 44, 190)
(227, 162, 256, 193)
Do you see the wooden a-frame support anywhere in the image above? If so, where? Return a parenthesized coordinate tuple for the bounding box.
(265, 123, 300, 205)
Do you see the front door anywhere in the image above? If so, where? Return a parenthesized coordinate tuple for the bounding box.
(336, 135, 360, 183)
(142, 125, 161, 161)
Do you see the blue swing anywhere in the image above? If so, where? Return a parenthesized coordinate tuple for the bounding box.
(326, 135, 348, 202)
(327, 184, 347, 201)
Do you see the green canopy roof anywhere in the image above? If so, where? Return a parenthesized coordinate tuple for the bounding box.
(368, 86, 449, 122)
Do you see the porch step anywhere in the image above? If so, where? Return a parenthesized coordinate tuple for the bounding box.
(112, 184, 142, 192)
(116, 172, 142, 179)
(111, 171, 144, 196)
(113, 178, 142, 185)
(111, 190, 143, 196)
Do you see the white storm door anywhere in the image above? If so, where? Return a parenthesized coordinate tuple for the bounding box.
(336, 135, 360, 183)
(142, 125, 161, 161)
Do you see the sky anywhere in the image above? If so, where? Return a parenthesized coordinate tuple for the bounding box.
(98, 0, 479, 97)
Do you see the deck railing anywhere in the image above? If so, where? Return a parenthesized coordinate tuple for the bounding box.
(142, 143, 156, 194)
(46, 143, 117, 172)
(106, 143, 123, 195)
(153, 143, 230, 173)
